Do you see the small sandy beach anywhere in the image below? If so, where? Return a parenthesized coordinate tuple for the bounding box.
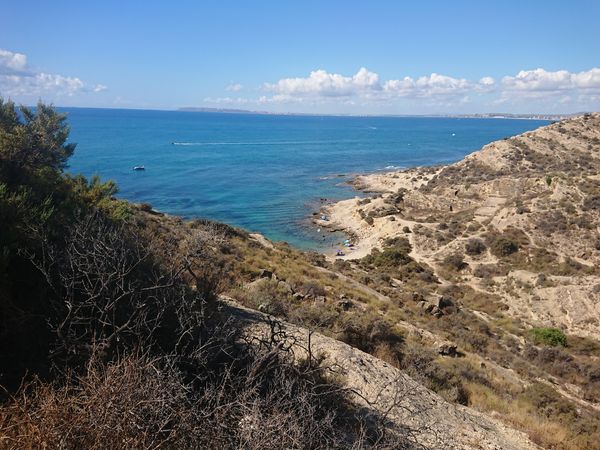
(314, 167, 441, 261)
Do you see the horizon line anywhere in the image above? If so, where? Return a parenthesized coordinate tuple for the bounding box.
(36, 104, 587, 120)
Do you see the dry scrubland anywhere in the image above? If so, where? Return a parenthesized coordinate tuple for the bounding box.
(2, 103, 600, 449)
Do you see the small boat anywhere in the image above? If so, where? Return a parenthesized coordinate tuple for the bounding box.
(133, 166, 145, 171)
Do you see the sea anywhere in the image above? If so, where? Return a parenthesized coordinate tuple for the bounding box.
(63, 108, 548, 250)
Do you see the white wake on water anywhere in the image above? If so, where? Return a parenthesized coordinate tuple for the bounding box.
(171, 140, 361, 146)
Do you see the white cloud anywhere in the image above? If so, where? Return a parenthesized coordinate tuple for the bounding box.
(253, 67, 600, 112)
(264, 67, 381, 98)
(261, 68, 496, 104)
(479, 76, 495, 86)
(2, 72, 85, 97)
(0, 49, 28, 73)
(0, 48, 107, 99)
(384, 73, 473, 97)
(502, 67, 600, 93)
(204, 67, 600, 113)
(572, 68, 600, 89)
(226, 83, 243, 92)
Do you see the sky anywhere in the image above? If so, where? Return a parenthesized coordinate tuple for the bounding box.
(1, 0, 599, 114)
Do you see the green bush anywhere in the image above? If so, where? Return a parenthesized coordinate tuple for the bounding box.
(530, 327, 567, 347)
(372, 247, 411, 266)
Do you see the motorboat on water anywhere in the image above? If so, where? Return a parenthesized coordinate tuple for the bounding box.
(133, 165, 145, 171)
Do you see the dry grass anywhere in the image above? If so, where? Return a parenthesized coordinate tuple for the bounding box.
(1, 322, 405, 450)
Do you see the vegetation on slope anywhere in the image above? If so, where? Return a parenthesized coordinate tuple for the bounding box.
(0, 100, 404, 449)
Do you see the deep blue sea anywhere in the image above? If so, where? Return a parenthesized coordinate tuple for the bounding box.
(63, 108, 548, 249)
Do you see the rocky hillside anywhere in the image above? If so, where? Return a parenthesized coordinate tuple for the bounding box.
(323, 113, 600, 339)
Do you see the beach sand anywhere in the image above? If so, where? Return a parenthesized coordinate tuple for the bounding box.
(314, 167, 441, 261)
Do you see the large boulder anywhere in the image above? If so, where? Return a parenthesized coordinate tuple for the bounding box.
(437, 341, 459, 357)
(258, 269, 274, 279)
(418, 295, 457, 317)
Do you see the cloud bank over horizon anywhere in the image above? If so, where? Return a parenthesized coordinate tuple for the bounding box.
(1, 48, 599, 113)
(208, 67, 600, 114)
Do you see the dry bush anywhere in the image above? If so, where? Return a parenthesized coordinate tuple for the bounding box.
(536, 210, 569, 234)
(583, 194, 600, 211)
(489, 236, 519, 257)
(399, 344, 469, 405)
(232, 279, 292, 317)
(24, 212, 222, 371)
(337, 315, 404, 357)
(442, 253, 467, 271)
(1, 354, 199, 449)
(465, 238, 486, 256)
(0, 320, 414, 450)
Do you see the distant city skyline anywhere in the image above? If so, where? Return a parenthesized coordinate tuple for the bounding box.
(1, 0, 599, 114)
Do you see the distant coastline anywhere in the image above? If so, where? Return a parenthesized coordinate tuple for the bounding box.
(50, 105, 579, 121)
(177, 106, 575, 121)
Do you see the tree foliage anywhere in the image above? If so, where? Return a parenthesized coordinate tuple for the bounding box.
(0, 100, 132, 388)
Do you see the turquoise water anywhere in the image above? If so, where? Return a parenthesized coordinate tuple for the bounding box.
(64, 108, 548, 249)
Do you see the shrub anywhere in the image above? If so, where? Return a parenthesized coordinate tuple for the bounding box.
(295, 280, 326, 298)
(0, 323, 388, 449)
(583, 195, 600, 211)
(338, 314, 403, 355)
(443, 253, 467, 271)
(530, 327, 567, 347)
(536, 210, 568, 234)
(362, 238, 413, 269)
(400, 345, 469, 405)
(235, 279, 292, 316)
(465, 238, 486, 255)
(523, 382, 576, 419)
(139, 202, 153, 212)
(473, 264, 498, 279)
(383, 237, 412, 253)
(490, 237, 519, 257)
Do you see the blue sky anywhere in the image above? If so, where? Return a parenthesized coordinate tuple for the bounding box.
(1, 0, 599, 114)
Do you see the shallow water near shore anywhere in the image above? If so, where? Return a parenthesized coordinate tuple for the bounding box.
(64, 108, 548, 250)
